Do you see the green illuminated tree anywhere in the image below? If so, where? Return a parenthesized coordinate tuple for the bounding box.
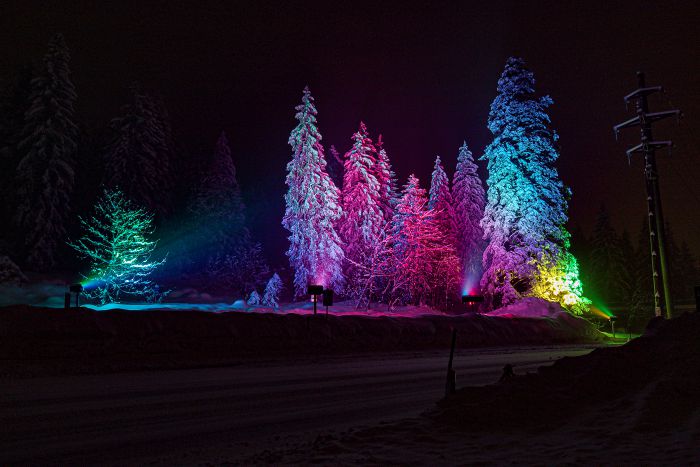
(69, 189, 166, 304)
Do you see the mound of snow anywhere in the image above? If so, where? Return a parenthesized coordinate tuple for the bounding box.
(487, 297, 566, 318)
(0, 256, 27, 285)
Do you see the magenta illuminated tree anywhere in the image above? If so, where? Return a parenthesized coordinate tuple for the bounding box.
(339, 122, 383, 301)
(384, 175, 460, 307)
(428, 155, 456, 240)
(480, 57, 576, 310)
(282, 87, 344, 297)
(451, 142, 485, 286)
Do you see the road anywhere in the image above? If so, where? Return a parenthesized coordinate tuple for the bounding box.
(1, 346, 596, 465)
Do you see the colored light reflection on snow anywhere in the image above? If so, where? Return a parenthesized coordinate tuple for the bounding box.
(590, 304, 614, 319)
(462, 274, 479, 296)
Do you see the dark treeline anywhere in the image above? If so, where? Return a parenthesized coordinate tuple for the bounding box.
(0, 34, 272, 297)
(573, 203, 698, 329)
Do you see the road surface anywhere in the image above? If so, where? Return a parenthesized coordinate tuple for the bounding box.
(1, 346, 596, 465)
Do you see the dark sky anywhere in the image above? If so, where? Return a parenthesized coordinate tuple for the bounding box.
(2, 0, 699, 265)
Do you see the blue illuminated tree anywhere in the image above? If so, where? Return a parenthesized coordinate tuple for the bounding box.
(340, 121, 384, 301)
(451, 142, 485, 283)
(14, 34, 78, 270)
(282, 87, 345, 297)
(262, 272, 283, 308)
(69, 189, 166, 304)
(480, 57, 570, 309)
(247, 290, 261, 306)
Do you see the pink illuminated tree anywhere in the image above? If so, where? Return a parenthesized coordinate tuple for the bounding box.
(451, 142, 485, 284)
(428, 155, 456, 242)
(383, 175, 460, 307)
(339, 121, 383, 302)
(282, 87, 345, 297)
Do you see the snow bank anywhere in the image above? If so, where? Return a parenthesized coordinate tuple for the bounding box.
(487, 296, 567, 318)
(0, 304, 604, 377)
(234, 312, 700, 465)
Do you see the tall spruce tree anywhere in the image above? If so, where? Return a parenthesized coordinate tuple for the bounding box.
(428, 155, 455, 236)
(340, 121, 383, 300)
(14, 34, 78, 270)
(282, 87, 345, 297)
(451, 142, 485, 283)
(480, 57, 580, 310)
(104, 85, 173, 219)
(187, 131, 268, 295)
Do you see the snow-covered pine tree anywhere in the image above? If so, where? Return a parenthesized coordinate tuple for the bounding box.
(384, 175, 460, 307)
(103, 84, 173, 219)
(451, 142, 485, 282)
(340, 121, 384, 302)
(14, 34, 78, 270)
(480, 57, 584, 311)
(374, 135, 398, 224)
(282, 86, 345, 297)
(262, 273, 283, 308)
(247, 290, 261, 306)
(428, 155, 456, 237)
(69, 189, 166, 304)
(191, 131, 248, 242)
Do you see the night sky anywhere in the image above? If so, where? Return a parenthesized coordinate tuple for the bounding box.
(2, 0, 699, 265)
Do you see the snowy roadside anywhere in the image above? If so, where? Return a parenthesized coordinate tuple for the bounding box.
(0, 300, 604, 378)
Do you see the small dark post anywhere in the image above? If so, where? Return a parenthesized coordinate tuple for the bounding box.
(610, 316, 617, 338)
(445, 328, 457, 397)
(64, 292, 71, 310)
(322, 289, 333, 317)
(69, 284, 83, 309)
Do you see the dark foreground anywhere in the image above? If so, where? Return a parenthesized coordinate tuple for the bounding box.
(249, 313, 700, 465)
(0, 305, 603, 377)
(0, 346, 596, 465)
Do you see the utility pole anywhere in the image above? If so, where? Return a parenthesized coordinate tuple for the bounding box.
(614, 72, 680, 319)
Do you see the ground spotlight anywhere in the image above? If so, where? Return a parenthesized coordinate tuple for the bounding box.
(461, 294, 483, 313)
(65, 283, 84, 309)
(307, 284, 324, 315)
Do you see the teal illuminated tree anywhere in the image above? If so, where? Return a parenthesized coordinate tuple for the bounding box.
(282, 86, 345, 297)
(480, 57, 587, 312)
(69, 189, 166, 304)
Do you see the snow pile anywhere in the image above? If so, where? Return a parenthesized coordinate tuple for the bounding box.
(0, 304, 603, 376)
(0, 282, 66, 308)
(235, 312, 700, 465)
(487, 297, 566, 318)
(0, 256, 27, 285)
(434, 311, 700, 432)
